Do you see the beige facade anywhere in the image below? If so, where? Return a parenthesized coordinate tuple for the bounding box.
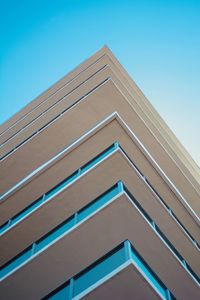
(0, 47, 199, 299)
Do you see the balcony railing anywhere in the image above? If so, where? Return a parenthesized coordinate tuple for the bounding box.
(0, 181, 199, 287)
(44, 240, 175, 300)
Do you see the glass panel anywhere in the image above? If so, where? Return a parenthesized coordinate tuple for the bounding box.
(73, 244, 126, 297)
(45, 171, 79, 200)
(10, 196, 44, 227)
(130, 247, 167, 299)
(43, 240, 176, 300)
(80, 144, 116, 174)
(0, 221, 9, 234)
(0, 247, 32, 278)
(35, 216, 75, 254)
(0, 183, 122, 279)
(46, 283, 70, 300)
(0, 143, 118, 235)
(77, 183, 120, 223)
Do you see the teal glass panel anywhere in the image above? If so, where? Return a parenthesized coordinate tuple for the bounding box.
(130, 247, 167, 299)
(10, 196, 44, 227)
(0, 247, 32, 278)
(73, 244, 126, 297)
(35, 216, 75, 254)
(77, 183, 121, 223)
(43, 240, 176, 300)
(117, 181, 124, 192)
(114, 141, 119, 149)
(0, 182, 123, 279)
(45, 171, 79, 200)
(47, 283, 70, 300)
(0, 143, 118, 236)
(80, 144, 117, 174)
(0, 221, 9, 234)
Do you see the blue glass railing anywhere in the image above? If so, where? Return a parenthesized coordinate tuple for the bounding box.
(43, 240, 175, 300)
(0, 182, 199, 286)
(123, 187, 200, 285)
(1, 142, 199, 257)
(0, 143, 118, 235)
(0, 182, 122, 280)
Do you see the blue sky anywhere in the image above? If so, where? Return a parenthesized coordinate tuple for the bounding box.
(1, 0, 200, 166)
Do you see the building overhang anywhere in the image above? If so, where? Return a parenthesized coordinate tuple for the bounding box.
(0, 62, 199, 218)
(0, 193, 199, 299)
(1, 115, 199, 245)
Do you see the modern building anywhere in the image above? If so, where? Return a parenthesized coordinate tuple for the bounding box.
(0, 46, 199, 300)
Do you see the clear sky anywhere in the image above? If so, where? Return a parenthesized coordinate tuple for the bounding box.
(1, 0, 200, 166)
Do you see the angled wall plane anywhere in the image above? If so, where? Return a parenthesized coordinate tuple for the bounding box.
(0, 47, 199, 300)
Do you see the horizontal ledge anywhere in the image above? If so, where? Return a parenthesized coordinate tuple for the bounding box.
(0, 193, 198, 300)
(1, 182, 199, 288)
